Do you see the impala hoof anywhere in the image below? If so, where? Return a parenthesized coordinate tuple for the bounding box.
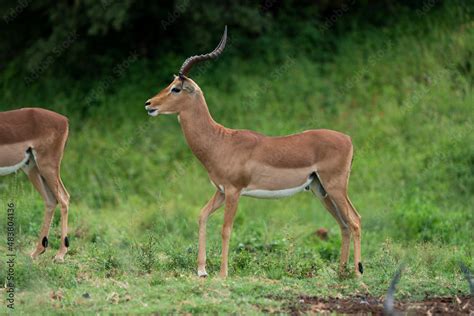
(197, 269, 208, 278)
(53, 253, 66, 263)
(358, 262, 364, 274)
(30, 248, 46, 260)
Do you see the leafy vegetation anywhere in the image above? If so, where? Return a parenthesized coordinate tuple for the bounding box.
(0, 1, 473, 313)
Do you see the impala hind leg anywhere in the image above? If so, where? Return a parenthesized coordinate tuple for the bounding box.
(310, 181, 351, 273)
(346, 195, 362, 274)
(325, 196, 351, 273)
(328, 191, 362, 276)
(25, 166, 57, 259)
(197, 190, 225, 277)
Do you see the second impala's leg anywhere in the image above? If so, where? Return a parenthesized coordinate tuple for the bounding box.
(38, 165, 70, 262)
(197, 190, 225, 277)
(55, 178, 70, 261)
(25, 165, 57, 259)
(220, 188, 240, 278)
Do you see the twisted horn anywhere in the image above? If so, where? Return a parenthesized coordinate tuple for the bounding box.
(179, 25, 227, 77)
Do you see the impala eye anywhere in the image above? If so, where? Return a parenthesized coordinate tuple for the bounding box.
(171, 87, 181, 93)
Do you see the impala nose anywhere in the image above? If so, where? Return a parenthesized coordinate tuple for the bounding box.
(145, 100, 151, 106)
(145, 103, 158, 116)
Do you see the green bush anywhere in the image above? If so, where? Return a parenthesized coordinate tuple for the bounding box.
(392, 194, 471, 244)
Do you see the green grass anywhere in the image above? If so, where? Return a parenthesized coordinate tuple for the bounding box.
(0, 4, 473, 314)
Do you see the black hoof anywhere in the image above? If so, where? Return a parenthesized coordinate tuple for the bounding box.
(42, 236, 48, 248)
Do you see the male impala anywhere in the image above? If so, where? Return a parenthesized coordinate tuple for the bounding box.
(0, 108, 70, 261)
(145, 27, 362, 277)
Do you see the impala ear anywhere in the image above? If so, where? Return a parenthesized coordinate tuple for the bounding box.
(182, 80, 195, 93)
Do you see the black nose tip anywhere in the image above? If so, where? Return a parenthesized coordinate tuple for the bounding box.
(145, 101, 151, 106)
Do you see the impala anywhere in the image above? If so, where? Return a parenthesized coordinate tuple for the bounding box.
(145, 27, 362, 277)
(0, 108, 70, 261)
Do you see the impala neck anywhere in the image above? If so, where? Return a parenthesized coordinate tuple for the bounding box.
(178, 94, 223, 168)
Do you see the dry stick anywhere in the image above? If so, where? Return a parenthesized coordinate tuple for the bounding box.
(383, 265, 404, 315)
(459, 262, 474, 295)
(383, 263, 471, 315)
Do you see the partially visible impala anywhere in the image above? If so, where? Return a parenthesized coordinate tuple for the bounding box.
(0, 108, 70, 261)
(145, 26, 362, 278)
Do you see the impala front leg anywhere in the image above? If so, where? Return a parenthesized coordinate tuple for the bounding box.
(220, 188, 240, 278)
(197, 190, 225, 277)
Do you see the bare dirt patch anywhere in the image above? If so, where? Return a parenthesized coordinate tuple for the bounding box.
(282, 295, 473, 315)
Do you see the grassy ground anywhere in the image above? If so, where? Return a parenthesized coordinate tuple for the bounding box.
(1, 4, 473, 314)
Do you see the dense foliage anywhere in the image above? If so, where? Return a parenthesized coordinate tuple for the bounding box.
(2, 1, 467, 75)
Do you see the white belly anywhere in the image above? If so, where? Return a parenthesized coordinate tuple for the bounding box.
(0, 151, 31, 176)
(241, 175, 314, 199)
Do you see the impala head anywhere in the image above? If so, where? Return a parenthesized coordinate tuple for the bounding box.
(144, 76, 200, 116)
(145, 26, 227, 117)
